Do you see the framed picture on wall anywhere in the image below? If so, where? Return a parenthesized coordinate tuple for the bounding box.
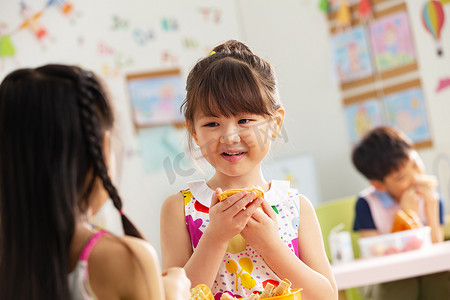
(382, 87, 431, 146)
(368, 11, 416, 72)
(344, 98, 384, 145)
(126, 69, 185, 128)
(331, 25, 374, 83)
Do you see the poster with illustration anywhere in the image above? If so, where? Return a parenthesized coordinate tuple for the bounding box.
(344, 99, 383, 145)
(369, 12, 415, 72)
(126, 69, 185, 127)
(331, 26, 374, 83)
(383, 88, 431, 144)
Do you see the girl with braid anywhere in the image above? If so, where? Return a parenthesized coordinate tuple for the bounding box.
(161, 40, 337, 300)
(0, 64, 190, 300)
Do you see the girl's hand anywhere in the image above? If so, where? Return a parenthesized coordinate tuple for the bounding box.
(399, 187, 420, 213)
(205, 188, 263, 244)
(162, 267, 191, 300)
(240, 198, 283, 255)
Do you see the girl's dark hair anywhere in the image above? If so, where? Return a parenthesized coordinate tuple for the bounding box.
(352, 126, 413, 181)
(181, 40, 281, 150)
(0, 64, 142, 300)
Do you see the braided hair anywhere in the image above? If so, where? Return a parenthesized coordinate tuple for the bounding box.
(0, 64, 141, 300)
(181, 40, 282, 151)
(77, 69, 143, 238)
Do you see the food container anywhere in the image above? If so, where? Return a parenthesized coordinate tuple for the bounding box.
(358, 226, 431, 258)
(260, 288, 302, 300)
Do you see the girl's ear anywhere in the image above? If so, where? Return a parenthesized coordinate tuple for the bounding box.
(370, 179, 386, 191)
(271, 107, 285, 138)
(186, 121, 199, 145)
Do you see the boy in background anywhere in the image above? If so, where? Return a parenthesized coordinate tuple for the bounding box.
(352, 126, 449, 300)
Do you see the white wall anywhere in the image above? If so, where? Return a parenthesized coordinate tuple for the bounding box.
(237, 0, 450, 207)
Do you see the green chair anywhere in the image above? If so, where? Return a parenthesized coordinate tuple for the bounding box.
(315, 196, 363, 300)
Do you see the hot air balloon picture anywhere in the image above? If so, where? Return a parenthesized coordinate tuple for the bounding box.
(422, 0, 445, 56)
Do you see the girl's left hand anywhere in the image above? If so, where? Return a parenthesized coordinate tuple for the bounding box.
(240, 199, 283, 254)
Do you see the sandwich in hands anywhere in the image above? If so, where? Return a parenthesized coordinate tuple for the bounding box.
(217, 186, 264, 202)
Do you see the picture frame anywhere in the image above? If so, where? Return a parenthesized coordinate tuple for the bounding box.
(126, 69, 185, 128)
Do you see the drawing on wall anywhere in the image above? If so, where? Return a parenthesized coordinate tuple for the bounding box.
(383, 88, 431, 144)
(126, 69, 185, 128)
(369, 12, 416, 72)
(331, 25, 374, 83)
(0, 23, 18, 70)
(436, 77, 450, 93)
(344, 99, 383, 145)
(422, 0, 445, 56)
(19, 2, 50, 44)
(328, 0, 359, 12)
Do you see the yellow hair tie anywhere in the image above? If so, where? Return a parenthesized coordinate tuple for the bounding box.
(208, 51, 216, 56)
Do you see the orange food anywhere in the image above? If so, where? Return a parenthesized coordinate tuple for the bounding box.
(217, 186, 264, 202)
(391, 209, 423, 233)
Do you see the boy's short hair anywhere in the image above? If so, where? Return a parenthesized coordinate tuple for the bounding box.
(352, 126, 413, 181)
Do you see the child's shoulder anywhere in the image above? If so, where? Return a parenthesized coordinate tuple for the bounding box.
(87, 234, 161, 297)
(91, 234, 159, 271)
(162, 190, 187, 209)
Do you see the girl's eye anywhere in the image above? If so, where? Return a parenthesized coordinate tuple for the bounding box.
(238, 119, 251, 124)
(204, 122, 219, 127)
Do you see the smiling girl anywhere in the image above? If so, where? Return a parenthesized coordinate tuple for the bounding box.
(160, 40, 337, 300)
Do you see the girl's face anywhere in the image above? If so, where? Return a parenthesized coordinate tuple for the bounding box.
(191, 108, 284, 180)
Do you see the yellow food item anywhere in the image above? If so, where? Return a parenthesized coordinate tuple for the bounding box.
(219, 279, 295, 299)
(260, 283, 275, 298)
(190, 284, 214, 300)
(217, 186, 264, 202)
(270, 279, 292, 297)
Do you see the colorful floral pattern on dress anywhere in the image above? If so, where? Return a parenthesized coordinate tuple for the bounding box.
(182, 180, 301, 298)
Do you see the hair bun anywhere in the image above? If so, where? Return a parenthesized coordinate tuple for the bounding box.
(212, 40, 253, 55)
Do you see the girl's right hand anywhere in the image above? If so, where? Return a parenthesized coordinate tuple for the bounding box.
(162, 267, 191, 300)
(205, 188, 263, 244)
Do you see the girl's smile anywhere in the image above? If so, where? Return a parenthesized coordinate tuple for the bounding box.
(221, 150, 246, 162)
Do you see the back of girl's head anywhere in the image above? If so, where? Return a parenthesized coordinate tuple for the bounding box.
(0, 64, 141, 299)
(352, 126, 413, 181)
(182, 40, 281, 138)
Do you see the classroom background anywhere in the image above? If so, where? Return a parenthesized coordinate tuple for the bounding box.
(0, 0, 449, 258)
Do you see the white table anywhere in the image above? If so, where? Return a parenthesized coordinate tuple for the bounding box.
(332, 241, 450, 290)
